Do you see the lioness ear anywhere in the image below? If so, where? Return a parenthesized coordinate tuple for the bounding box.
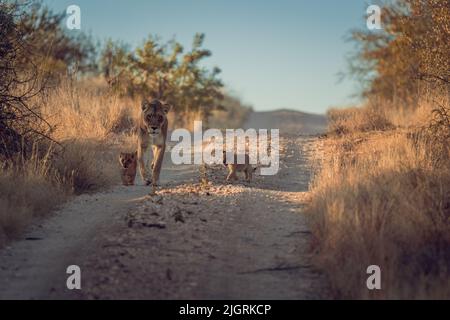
(162, 103, 172, 114)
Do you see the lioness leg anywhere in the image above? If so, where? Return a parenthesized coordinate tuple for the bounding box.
(151, 145, 158, 170)
(151, 144, 165, 186)
(137, 144, 151, 185)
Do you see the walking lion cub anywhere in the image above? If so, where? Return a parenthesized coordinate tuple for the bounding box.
(222, 151, 256, 182)
(119, 151, 137, 186)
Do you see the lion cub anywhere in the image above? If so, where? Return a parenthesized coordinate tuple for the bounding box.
(119, 151, 137, 186)
(223, 151, 256, 182)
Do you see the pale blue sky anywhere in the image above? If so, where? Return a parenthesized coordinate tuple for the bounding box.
(45, 0, 372, 113)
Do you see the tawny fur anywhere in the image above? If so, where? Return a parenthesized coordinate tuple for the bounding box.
(223, 151, 256, 182)
(137, 98, 171, 187)
(119, 151, 137, 186)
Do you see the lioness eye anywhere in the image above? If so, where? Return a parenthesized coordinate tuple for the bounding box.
(158, 115, 163, 122)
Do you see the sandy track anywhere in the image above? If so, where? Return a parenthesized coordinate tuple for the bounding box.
(0, 110, 329, 299)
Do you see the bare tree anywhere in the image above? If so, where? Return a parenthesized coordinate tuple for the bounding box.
(0, 1, 51, 158)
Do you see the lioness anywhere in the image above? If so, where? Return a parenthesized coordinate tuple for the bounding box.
(137, 98, 171, 187)
(223, 151, 256, 182)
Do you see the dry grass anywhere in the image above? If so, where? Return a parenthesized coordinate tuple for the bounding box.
(0, 79, 131, 244)
(0, 145, 67, 243)
(307, 98, 450, 299)
(327, 105, 394, 135)
(41, 78, 139, 140)
(38, 78, 132, 194)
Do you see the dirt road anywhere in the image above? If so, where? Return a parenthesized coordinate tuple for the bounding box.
(0, 112, 329, 299)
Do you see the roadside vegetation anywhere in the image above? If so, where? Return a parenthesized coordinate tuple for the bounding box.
(0, 1, 251, 244)
(306, 0, 449, 299)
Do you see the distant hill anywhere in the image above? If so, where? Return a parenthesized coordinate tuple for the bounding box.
(243, 109, 327, 135)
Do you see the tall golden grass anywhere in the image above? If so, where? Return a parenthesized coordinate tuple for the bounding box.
(0, 78, 132, 244)
(0, 145, 65, 243)
(307, 97, 450, 299)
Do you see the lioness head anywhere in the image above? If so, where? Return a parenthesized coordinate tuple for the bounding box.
(141, 98, 171, 136)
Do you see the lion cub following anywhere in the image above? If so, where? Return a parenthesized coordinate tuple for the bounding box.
(222, 151, 257, 182)
(119, 151, 137, 186)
